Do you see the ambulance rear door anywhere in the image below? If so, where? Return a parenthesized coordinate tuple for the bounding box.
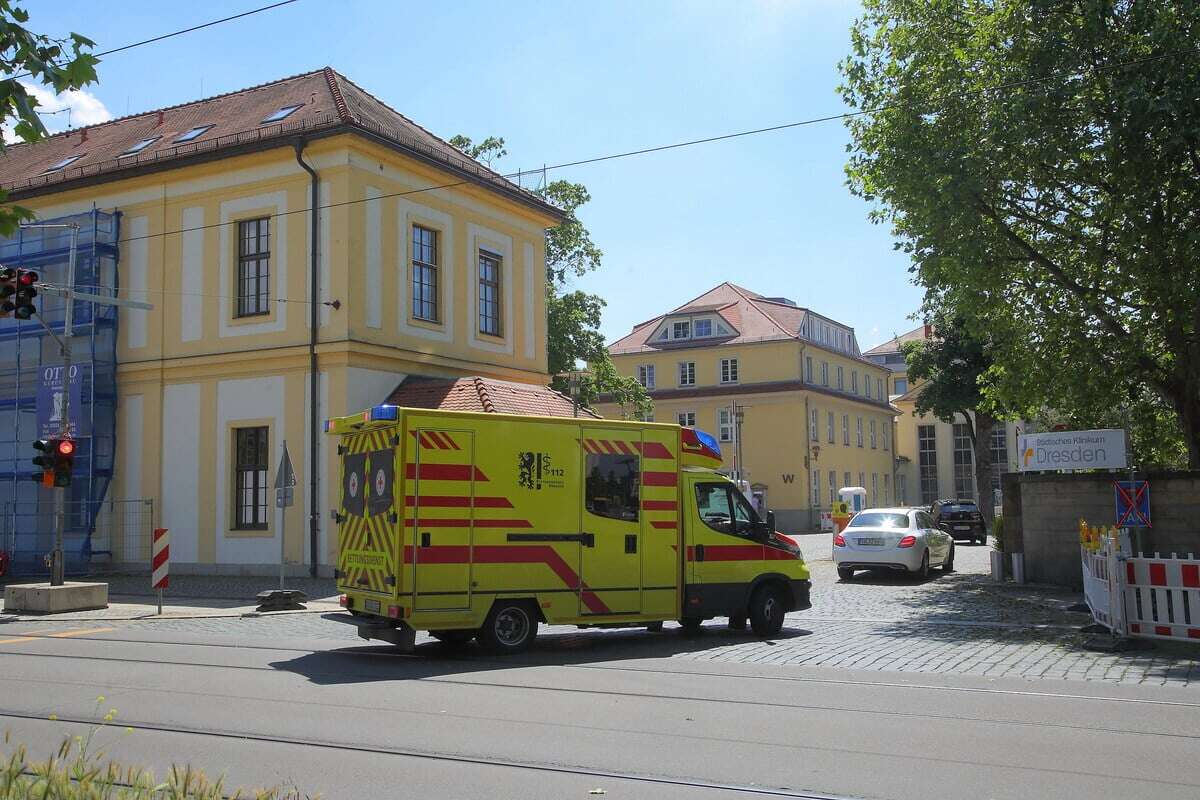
(337, 426, 400, 601)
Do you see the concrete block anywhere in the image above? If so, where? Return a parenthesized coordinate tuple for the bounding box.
(3, 582, 108, 614)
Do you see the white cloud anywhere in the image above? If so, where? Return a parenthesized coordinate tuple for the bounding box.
(2, 81, 112, 143)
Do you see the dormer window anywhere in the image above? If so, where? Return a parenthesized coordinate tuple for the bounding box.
(42, 155, 84, 173)
(119, 136, 159, 157)
(262, 105, 302, 124)
(174, 125, 213, 143)
(694, 319, 712, 337)
(672, 321, 690, 339)
(656, 328, 669, 341)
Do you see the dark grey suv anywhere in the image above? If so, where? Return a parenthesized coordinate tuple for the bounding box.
(929, 499, 988, 544)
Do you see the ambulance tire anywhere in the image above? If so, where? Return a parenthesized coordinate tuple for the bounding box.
(679, 616, 704, 634)
(479, 600, 539, 654)
(748, 584, 786, 637)
(430, 630, 476, 645)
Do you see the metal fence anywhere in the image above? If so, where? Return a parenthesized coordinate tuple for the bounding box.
(1, 498, 153, 577)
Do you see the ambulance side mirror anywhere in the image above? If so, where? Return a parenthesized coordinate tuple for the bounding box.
(766, 510, 776, 533)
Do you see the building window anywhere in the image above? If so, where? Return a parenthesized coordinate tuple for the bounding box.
(882, 422, 890, 451)
(842, 414, 850, 446)
(719, 408, 735, 442)
(720, 358, 739, 384)
(894, 377, 908, 394)
(953, 422, 975, 499)
(811, 470, 821, 510)
(883, 474, 890, 505)
(678, 361, 695, 386)
(898, 474, 907, 504)
(412, 225, 439, 322)
(843, 471, 851, 490)
(119, 136, 160, 157)
(233, 426, 269, 530)
(864, 379, 872, 400)
(827, 411, 835, 444)
(805, 357, 813, 383)
(918, 425, 938, 504)
(636, 365, 656, 389)
(821, 361, 829, 386)
(871, 473, 878, 506)
(678, 411, 696, 427)
(990, 426, 1010, 493)
(856, 416, 864, 447)
(851, 370, 859, 393)
(174, 124, 213, 143)
(837, 366, 844, 391)
(673, 320, 691, 339)
(870, 419, 877, 449)
(859, 471, 865, 490)
(810, 408, 819, 442)
(877, 378, 885, 399)
(236, 218, 270, 317)
(694, 319, 712, 337)
(478, 250, 502, 336)
(828, 470, 837, 505)
(585, 452, 640, 521)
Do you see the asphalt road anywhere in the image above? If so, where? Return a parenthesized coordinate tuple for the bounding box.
(1, 621, 1198, 800)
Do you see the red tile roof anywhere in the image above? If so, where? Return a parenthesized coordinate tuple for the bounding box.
(864, 324, 932, 355)
(0, 67, 561, 220)
(386, 376, 598, 419)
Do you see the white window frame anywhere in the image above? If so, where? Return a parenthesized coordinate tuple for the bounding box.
(672, 320, 691, 339)
(871, 473, 878, 506)
(870, 419, 877, 449)
(837, 365, 844, 390)
(678, 411, 697, 427)
(810, 408, 819, 442)
(718, 408, 735, 442)
(821, 361, 829, 386)
(842, 414, 850, 446)
(865, 379, 872, 400)
(852, 370, 859, 393)
(827, 411, 835, 444)
(877, 378, 884, 399)
(637, 364, 656, 389)
(811, 470, 821, 509)
(694, 318, 713, 337)
(678, 361, 695, 386)
(720, 358, 739, 384)
(856, 416, 864, 447)
(828, 471, 837, 505)
(805, 357, 813, 383)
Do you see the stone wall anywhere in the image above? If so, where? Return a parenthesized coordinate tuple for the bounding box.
(1002, 471, 1200, 588)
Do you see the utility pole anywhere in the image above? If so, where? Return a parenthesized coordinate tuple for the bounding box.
(18, 222, 152, 586)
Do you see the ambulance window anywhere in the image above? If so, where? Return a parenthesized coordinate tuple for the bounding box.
(585, 453, 640, 521)
(696, 483, 758, 538)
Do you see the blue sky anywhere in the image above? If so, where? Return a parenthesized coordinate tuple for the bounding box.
(29, 0, 923, 351)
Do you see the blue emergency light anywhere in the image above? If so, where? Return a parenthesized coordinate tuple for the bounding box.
(367, 404, 399, 422)
(694, 428, 722, 459)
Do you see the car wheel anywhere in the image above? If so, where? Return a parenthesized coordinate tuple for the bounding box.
(942, 544, 955, 573)
(915, 550, 931, 580)
(748, 584, 786, 637)
(837, 567, 855, 582)
(478, 601, 538, 654)
(645, 621, 664, 632)
(728, 615, 747, 631)
(429, 629, 475, 645)
(678, 616, 704, 634)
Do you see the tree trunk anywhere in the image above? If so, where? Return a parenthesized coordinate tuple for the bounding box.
(971, 411, 997, 528)
(1164, 377, 1200, 469)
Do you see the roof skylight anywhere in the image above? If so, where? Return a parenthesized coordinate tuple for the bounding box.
(42, 155, 84, 174)
(174, 125, 213, 143)
(119, 136, 160, 157)
(261, 105, 302, 124)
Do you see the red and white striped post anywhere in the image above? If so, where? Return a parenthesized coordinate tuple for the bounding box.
(151, 528, 169, 615)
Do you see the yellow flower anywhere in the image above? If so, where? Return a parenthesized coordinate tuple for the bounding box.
(124, 727, 133, 735)
(96, 695, 105, 703)
(48, 714, 57, 721)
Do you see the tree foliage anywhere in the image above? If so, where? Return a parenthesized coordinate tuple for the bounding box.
(840, 0, 1200, 467)
(0, 1, 98, 234)
(449, 136, 650, 418)
(902, 315, 1000, 520)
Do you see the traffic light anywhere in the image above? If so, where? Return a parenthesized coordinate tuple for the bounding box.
(32, 438, 75, 488)
(0, 267, 15, 318)
(13, 269, 38, 320)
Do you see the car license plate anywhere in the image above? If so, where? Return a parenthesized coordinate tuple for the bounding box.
(954, 525, 971, 531)
(364, 599, 381, 614)
(857, 537, 884, 546)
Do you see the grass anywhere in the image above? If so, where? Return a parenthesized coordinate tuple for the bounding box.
(1, 699, 313, 799)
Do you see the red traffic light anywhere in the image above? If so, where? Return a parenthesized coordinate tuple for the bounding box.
(56, 439, 75, 456)
(17, 270, 38, 286)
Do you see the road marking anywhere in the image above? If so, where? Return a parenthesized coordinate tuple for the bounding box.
(0, 627, 114, 645)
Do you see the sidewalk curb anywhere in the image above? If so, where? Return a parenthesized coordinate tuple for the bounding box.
(0, 604, 341, 624)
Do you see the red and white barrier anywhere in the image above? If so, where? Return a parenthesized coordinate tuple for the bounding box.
(1123, 554, 1200, 642)
(152, 528, 169, 590)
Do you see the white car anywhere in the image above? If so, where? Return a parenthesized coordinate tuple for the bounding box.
(833, 507, 954, 581)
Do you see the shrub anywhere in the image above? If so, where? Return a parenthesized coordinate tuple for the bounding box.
(991, 514, 1005, 552)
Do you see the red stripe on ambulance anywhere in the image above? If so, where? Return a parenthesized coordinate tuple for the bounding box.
(643, 471, 678, 487)
(405, 463, 489, 482)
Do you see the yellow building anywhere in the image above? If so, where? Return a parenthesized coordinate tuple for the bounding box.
(864, 325, 1022, 510)
(0, 68, 563, 575)
(597, 283, 896, 532)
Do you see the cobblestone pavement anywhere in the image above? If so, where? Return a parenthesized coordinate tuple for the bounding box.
(4, 535, 1199, 687)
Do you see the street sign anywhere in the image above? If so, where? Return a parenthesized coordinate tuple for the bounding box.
(274, 441, 296, 489)
(276, 486, 294, 508)
(1018, 429, 1128, 472)
(1115, 480, 1151, 528)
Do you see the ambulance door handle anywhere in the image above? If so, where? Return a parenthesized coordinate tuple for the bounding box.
(581, 533, 595, 548)
(695, 544, 706, 562)
(625, 534, 637, 554)
(421, 532, 431, 548)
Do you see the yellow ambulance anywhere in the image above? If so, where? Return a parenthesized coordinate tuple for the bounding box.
(325, 405, 811, 653)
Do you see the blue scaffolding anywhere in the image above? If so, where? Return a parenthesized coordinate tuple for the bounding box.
(0, 209, 120, 577)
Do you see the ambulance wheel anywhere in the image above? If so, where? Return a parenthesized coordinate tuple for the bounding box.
(479, 601, 538, 654)
(749, 584, 786, 637)
(728, 615, 747, 631)
(645, 621, 664, 632)
(430, 630, 475, 645)
(679, 616, 704, 634)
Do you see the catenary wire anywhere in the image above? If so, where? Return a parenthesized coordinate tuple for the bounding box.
(9, 1, 302, 81)
(88, 43, 1200, 258)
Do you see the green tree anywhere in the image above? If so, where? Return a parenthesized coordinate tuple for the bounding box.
(0, 1, 98, 234)
(450, 135, 651, 418)
(902, 316, 1002, 525)
(840, 0, 1200, 467)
